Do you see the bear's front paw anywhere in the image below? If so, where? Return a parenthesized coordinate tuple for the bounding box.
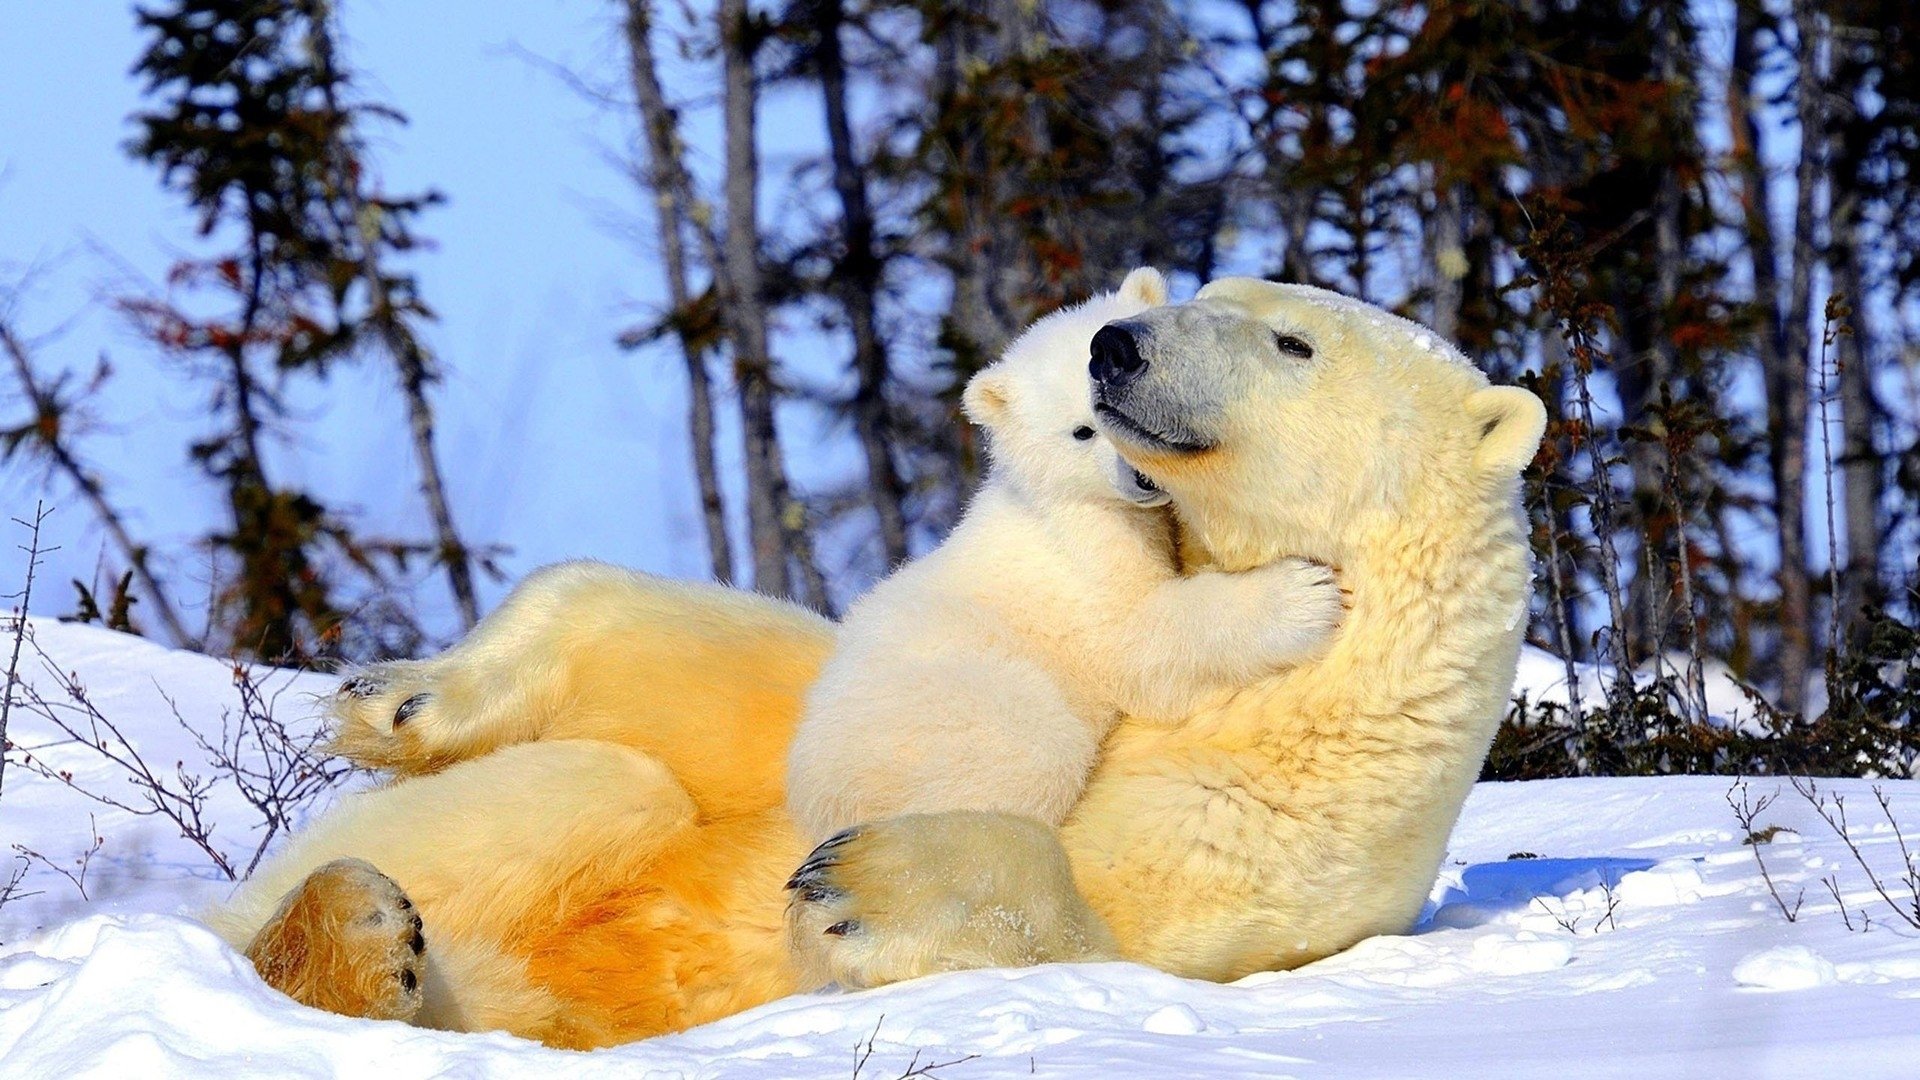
(785, 812, 1116, 990)
(1249, 556, 1346, 665)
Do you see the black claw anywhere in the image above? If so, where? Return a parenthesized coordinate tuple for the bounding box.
(786, 828, 864, 890)
(400, 967, 418, 994)
(394, 693, 429, 727)
(794, 884, 845, 905)
(786, 853, 841, 890)
(815, 827, 863, 853)
(340, 675, 380, 698)
(823, 920, 858, 936)
(410, 928, 425, 955)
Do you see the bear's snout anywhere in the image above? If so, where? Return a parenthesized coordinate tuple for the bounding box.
(1089, 323, 1147, 388)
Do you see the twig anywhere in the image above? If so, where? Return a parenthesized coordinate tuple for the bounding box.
(11, 816, 102, 900)
(851, 1014, 884, 1080)
(0, 853, 37, 909)
(1870, 786, 1920, 925)
(1595, 873, 1621, 933)
(848, 1015, 979, 1080)
(0, 321, 194, 646)
(8, 628, 347, 881)
(1727, 780, 1803, 922)
(1, 502, 53, 804)
(1791, 776, 1920, 929)
(1823, 874, 1862, 932)
(1534, 895, 1582, 934)
(897, 1051, 981, 1079)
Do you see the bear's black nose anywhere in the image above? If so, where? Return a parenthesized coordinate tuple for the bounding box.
(1090, 323, 1147, 387)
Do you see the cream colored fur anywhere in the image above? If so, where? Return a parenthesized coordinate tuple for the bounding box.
(211, 278, 1542, 1044)
(787, 268, 1345, 841)
(788, 278, 1546, 987)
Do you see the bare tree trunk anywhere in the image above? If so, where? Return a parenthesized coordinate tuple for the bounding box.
(308, 1, 480, 629)
(719, 0, 821, 606)
(620, 0, 734, 585)
(1732, 0, 1814, 712)
(387, 337, 479, 628)
(814, 0, 910, 568)
(0, 322, 194, 645)
(1769, 0, 1825, 712)
(1833, 224, 1884, 630)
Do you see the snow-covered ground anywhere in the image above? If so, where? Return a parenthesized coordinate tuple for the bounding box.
(2, 620, 1918, 1078)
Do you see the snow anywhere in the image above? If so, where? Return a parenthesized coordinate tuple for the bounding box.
(5, 620, 1920, 1077)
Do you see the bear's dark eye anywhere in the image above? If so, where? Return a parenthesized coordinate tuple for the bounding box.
(1274, 333, 1314, 359)
(1072, 425, 1096, 441)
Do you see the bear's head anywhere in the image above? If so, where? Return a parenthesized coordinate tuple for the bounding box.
(964, 267, 1174, 508)
(1089, 277, 1545, 570)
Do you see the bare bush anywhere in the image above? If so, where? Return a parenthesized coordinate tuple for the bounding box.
(4, 508, 350, 881)
(1789, 776, 1920, 931)
(6, 630, 349, 880)
(1726, 781, 1803, 922)
(11, 816, 103, 901)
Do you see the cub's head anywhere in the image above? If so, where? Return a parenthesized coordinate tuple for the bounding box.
(1089, 277, 1546, 568)
(964, 267, 1172, 507)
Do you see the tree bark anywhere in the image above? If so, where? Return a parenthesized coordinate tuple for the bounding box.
(1732, 0, 1814, 712)
(720, 0, 820, 605)
(814, 0, 910, 568)
(1770, 0, 1824, 712)
(1832, 221, 1884, 631)
(620, 0, 734, 585)
(308, 1, 481, 629)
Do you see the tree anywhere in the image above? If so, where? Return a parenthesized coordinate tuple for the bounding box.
(619, 0, 735, 585)
(126, 0, 458, 660)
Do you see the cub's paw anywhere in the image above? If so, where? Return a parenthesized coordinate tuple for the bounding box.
(245, 858, 428, 1022)
(785, 812, 1116, 990)
(1249, 556, 1347, 664)
(326, 662, 442, 774)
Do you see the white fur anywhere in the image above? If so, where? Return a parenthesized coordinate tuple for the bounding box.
(785, 268, 1345, 841)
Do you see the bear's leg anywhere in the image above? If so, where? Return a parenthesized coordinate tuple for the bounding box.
(325, 562, 833, 790)
(211, 740, 700, 1039)
(785, 811, 1117, 989)
(244, 858, 426, 1022)
(322, 562, 631, 773)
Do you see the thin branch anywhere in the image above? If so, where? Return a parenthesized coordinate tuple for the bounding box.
(0, 325, 193, 645)
(1728, 780, 1803, 922)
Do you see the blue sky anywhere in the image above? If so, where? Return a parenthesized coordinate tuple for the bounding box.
(0, 1, 859, 638)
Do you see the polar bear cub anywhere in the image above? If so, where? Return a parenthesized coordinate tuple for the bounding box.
(786, 268, 1345, 841)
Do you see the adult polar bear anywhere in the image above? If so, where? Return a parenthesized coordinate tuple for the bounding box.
(211, 279, 1545, 1048)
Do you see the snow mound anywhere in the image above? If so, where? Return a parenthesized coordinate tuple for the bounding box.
(4, 622, 1920, 1076)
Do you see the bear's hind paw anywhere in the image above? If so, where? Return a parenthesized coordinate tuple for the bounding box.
(245, 858, 429, 1023)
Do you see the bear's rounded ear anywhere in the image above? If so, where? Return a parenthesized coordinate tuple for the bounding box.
(962, 370, 1012, 427)
(1466, 386, 1547, 476)
(1117, 267, 1169, 307)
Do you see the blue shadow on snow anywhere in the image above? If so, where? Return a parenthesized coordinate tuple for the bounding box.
(1416, 856, 1657, 932)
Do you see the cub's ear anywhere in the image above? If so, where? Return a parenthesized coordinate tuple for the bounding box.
(1466, 386, 1547, 475)
(962, 369, 1012, 427)
(1117, 266, 1169, 307)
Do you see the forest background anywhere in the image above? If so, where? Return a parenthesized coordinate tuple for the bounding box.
(2, 0, 1915, 779)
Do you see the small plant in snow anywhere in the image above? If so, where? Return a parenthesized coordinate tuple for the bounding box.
(1726, 780, 1803, 922)
(3, 508, 352, 882)
(1789, 776, 1920, 931)
(11, 815, 103, 900)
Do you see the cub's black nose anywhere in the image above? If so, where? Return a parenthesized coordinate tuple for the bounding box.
(1090, 323, 1147, 387)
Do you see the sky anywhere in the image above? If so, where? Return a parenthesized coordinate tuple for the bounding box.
(0, 1, 852, 640)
